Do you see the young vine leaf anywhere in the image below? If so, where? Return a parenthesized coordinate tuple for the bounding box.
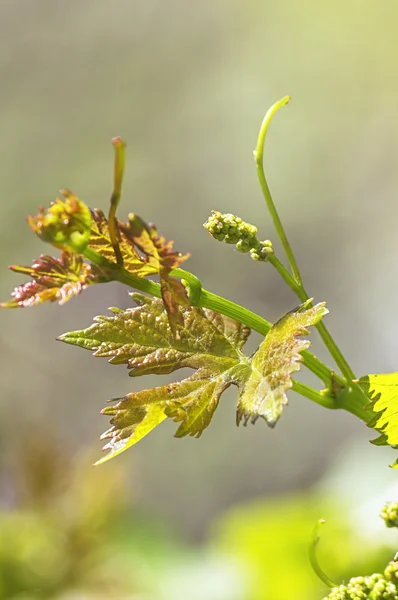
(357, 373, 398, 463)
(29, 189, 92, 252)
(237, 300, 328, 427)
(59, 295, 327, 463)
(59, 293, 251, 464)
(88, 209, 158, 276)
(0, 252, 105, 308)
(89, 210, 190, 333)
(0, 191, 106, 307)
(1, 191, 188, 325)
(119, 214, 190, 333)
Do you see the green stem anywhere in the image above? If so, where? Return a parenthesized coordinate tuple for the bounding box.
(254, 96, 302, 285)
(334, 385, 372, 423)
(292, 381, 336, 410)
(268, 254, 355, 382)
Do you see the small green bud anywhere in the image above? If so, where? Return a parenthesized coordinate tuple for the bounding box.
(322, 585, 350, 600)
(238, 221, 258, 238)
(250, 240, 274, 262)
(381, 502, 398, 528)
(203, 211, 224, 236)
(236, 239, 252, 253)
(221, 213, 240, 237)
(224, 231, 240, 244)
(369, 578, 398, 599)
(385, 561, 398, 585)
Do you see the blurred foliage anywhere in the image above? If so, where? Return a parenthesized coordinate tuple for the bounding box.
(0, 434, 397, 599)
(0, 433, 132, 599)
(212, 489, 398, 600)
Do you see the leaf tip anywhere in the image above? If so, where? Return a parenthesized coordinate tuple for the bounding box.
(93, 453, 112, 467)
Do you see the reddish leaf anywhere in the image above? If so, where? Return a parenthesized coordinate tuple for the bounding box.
(0, 251, 104, 308)
(119, 214, 190, 333)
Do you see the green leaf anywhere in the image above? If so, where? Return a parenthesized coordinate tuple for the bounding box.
(59, 293, 251, 463)
(0, 251, 105, 308)
(357, 373, 398, 451)
(28, 190, 91, 252)
(237, 301, 328, 427)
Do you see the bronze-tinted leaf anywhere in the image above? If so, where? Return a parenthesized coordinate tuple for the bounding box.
(119, 214, 190, 334)
(89, 209, 158, 276)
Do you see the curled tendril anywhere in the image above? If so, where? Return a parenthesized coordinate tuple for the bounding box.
(309, 519, 337, 589)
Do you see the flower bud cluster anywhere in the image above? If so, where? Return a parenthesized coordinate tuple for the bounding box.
(381, 503, 398, 528)
(203, 211, 273, 262)
(323, 573, 398, 600)
(385, 561, 398, 585)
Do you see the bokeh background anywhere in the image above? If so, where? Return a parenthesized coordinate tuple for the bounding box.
(1, 1, 398, 598)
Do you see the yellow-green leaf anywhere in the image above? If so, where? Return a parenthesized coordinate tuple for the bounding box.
(237, 301, 328, 427)
(357, 373, 398, 449)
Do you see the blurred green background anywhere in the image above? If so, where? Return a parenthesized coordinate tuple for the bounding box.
(1, 1, 398, 598)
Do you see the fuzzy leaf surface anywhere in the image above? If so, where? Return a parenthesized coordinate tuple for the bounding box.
(236, 301, 328, 427)
(357, 373, 398, 453)
(59, 293, 250, 463)
(0, 251, 104, 308)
